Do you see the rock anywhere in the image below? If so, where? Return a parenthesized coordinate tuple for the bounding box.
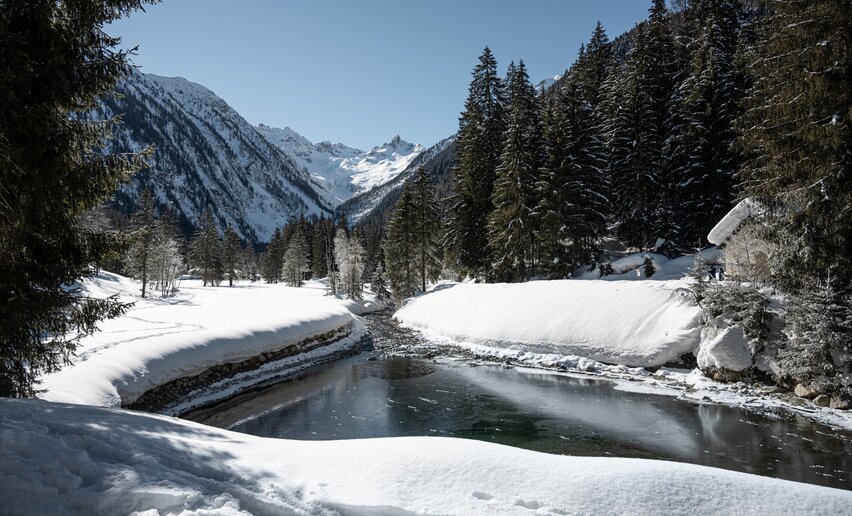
(794, 383, 818, 399)
(584, 365, 597, 373)
(830, 396, 851, 410)
(813, 394, 831, 407)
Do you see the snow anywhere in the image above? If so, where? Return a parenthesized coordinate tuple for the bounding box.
(697, 323, 754, 372)
(394, 279, 702, 367)
(2, 398, 850, 516)
(38, 272, 380, 409)
(256, 125, 424, 205)
(577, 248, 722, 281)
(707, 198, 762, 245)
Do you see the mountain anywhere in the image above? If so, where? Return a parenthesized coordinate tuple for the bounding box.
(340, 135, 457, 226)
(94, 70, 334, 243)
(536, 74, 564, 92)
(255, 125, 424, 204)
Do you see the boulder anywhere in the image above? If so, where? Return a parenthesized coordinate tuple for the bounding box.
(812, 394, 831, 407)
(830, 396, 851, 410)
(794, 383, 818, 399)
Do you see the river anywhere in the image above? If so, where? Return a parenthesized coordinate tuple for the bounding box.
(186, 312, 852, 491)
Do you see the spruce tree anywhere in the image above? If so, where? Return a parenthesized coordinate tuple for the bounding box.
(412, 166, 442, 292)
(446, 47, 505, 277)
(384, 185, 419, 300)
(371, 262, 391, 303)
(261, 227, 285, 283)
(736, 0, 851, 392)
(282, 225, 310, 287)
(222, 224, 242, 287)
(0, 0, 153, 396)
(534, 93, 573, 278)
(311, 215, 330, 279)
(673, 0, 742, 248)
(242, 244, 258, 281)
(737, 0, 851, 294)
(488, 61, 542, 282)
(562, 80, 609, 267)
(189, 209, 222, 286)
(573, 21, 612, 112)
(604, 30, 664, 249)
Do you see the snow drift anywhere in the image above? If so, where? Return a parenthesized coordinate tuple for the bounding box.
(394, 279, 703, 367)
(2, 398, 849, 516)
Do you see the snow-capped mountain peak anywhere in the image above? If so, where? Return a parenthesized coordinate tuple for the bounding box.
(256, 125, 424, 205)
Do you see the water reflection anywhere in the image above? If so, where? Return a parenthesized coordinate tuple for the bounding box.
(188, 357, 852, 490)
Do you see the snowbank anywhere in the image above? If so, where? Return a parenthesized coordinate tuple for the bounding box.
(394, 279, 702, 367)
(39, 273, 378, 408)
(2, 399, 849, 515)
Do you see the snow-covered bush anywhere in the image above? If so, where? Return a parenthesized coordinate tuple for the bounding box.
(772, 286, 850, 394)
(701, 282, 770, 354)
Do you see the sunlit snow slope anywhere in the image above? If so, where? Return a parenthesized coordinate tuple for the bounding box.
(257, 125, 424, 204)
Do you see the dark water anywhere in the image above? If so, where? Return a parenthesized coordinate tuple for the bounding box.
(189, 356, 852, 490)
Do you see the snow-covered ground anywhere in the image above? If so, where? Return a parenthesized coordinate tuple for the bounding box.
(2, 398, 850, 516)
(39, 272, 382, 409)
(394, 278, 702, 368)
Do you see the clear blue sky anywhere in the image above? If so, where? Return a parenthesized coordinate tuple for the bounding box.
(109, 0, 651, 150)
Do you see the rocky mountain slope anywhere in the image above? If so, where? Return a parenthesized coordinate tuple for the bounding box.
(95, 70, 334, 242)
(256, 125, 424, 204)
(340, 135, 456, 226)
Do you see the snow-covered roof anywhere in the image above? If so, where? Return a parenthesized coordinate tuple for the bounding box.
(707, 198, 761, 245)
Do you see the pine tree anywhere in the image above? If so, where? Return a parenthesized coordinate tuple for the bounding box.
(242, 244, 258, 281)
(126, 190, 158, 298)
(488, 61, 543, 282)
(385, 185, 419, 300)
(446, 47, 505, 277)
(737, 0, 852, 295)
(189, 209, 222, 286)
(673, 0, 742, 248)
(311, 216, 330, 279)
(534, 93, 573, 278)
(573, 21, 613, 112)
(604, 30, 664, 249)
(371, 262, 391, 303)
(412, 165, 442, 292)
(562, 81, 610, 266)
(0, 0, 153, 396)
(736, 0, 851, 393)
(261, 227, 285, 283)
(222, 224, 242, 287)
(282, 224, 310, 287)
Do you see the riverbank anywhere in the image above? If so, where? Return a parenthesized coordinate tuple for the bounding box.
(39, 272, 383, 410)
(377, 307, 852, 432)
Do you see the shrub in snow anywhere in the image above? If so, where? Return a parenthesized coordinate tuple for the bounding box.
(643, 256, 655, 277)
(772, 285, 850, 395)
(694, 280, 771, 380)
